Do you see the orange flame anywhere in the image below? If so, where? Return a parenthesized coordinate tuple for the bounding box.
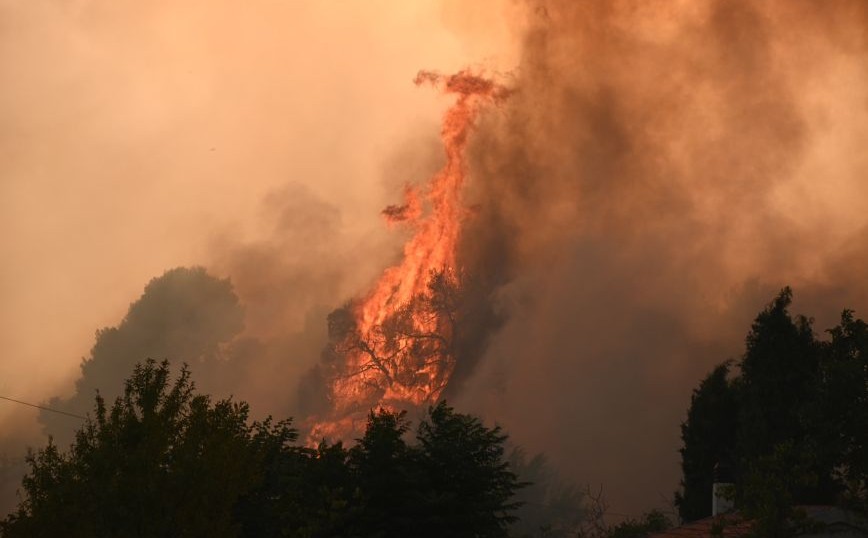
(308, 70, 508, 442)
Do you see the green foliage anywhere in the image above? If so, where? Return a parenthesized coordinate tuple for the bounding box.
(605, 510, 671, 538)
(415, 401, 522, 537)
(739, 442, 819, 538)
(344, 402, 523, 537)
(41, 267, 245, 445)
(676, 287, 868, 529)
(675, 361, 739, 521)
(3, 359, 293, 537)
(823, 311, 868, 512)
(1, 361, 522, 537)
(737, 289, 823, 491)
(348, 409, 418, 536)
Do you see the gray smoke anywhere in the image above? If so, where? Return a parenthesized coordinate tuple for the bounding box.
(4, 0, 868, 523)
(452, 0, 868, 516)
(39, 267, 244, 445)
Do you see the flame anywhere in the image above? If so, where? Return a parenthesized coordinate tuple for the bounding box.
(308, 70, 508, 442)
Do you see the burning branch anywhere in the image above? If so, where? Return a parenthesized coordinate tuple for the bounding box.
(307, 70, 509, 442)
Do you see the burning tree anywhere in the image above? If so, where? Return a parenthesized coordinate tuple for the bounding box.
(342, 271, 461, 401)
(312, 270, 463, 439)
(307, 71, 509, 441)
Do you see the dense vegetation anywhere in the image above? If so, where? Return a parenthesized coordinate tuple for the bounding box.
(1, 360, 522, 537)
(676, 288, 868, 534)
(7, 286, 866, 536)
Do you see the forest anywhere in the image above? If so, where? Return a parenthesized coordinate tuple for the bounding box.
(2, 288, 866, 537)
(677, 289, 868, 536)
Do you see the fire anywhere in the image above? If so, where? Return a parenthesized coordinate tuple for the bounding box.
(308, 70, 508, 442)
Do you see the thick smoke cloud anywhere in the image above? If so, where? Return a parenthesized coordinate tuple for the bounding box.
(454, 0, 868, 516)
(0, 0, 518, 517)
(39, 267, 244, 444)
(4, 0, 868, 524)
(1, 267, 246, 514)
(0, 0, 517, 421)
(207, 182, 403, 418)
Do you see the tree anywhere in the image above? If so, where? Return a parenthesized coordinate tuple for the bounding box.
(414, 401, 522, 537)
(2, 359, 295, 538)
(737, 288, 823, 491)
(3, 362, 524, 537)
(343, 403, 523, 538)
(822, 311, 868, 512)
(40, 267, 245, 446)
(675, 288, 868, 531)
(739, 441, 820, 538)
(348, 409, 420, 537)
(338, 270, 463, 405)
(605, 510, 671, 538)
(675, 361, 739, 522)
(287, 440, 360, 538)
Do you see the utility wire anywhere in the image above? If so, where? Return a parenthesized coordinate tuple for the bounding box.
(0, 395, 86, 420)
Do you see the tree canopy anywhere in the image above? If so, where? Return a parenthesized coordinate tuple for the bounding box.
(40, 267, 244, 446)
(675, 361, 739, 522)
(2, 360, 523, 537)
(675, 288, 868, 530)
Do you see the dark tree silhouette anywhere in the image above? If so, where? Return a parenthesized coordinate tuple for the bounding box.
(40, 267, 244, 445)
(675, 361, 739, 522)
(414, 401, 522, 537)
(3, 359, 294, 537)
(348, 409, 420, 536)
(344, 403, 524, 537)
(3, 361, 523, 537)
(821, 311, 868, 513)
(737, 289, 822, 485)
(676, 288, 868, 530)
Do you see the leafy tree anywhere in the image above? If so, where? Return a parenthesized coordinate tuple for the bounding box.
(232, 418, 314, 537)
(3, 362, 523, 537)
(414, 401, 522, 537)
(739, 442, 820, 538)
(289, 440, 360, 538)
(821, 310, 868, 512)
(344, 403, 523, 538)
(605, 510, 671, 538)
(2, 359, 294, 538)
(675, 362, 739, 522)
(676, 288, 868, 531)
(348, 409, 420, 537)
(737, 288, 825, 498)
(41, 267, 244, 445)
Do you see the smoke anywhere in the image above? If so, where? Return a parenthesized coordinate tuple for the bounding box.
(453, 0, 868, 516)
(4, 0, 868, 523)
(0, 0, 516, 516)
(37, 267, 243, 444)
(0, 1, 516, 418)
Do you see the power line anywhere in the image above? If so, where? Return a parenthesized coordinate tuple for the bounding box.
(0, 395, 86, 420)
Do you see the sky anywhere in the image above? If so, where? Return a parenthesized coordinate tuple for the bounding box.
(451, 0, 868, 515)
(0, 0, 520, 512)
(3, 0, 868, 520)
(0, 0, 517, 417)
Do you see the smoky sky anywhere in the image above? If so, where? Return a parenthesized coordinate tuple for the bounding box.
(454, 0, 868, 516)
(3, 0, 868, 523)
(0, 0, 517, 515)
(0, 0, 516, 425)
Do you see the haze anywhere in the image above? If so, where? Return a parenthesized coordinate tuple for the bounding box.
(4, 0, 868, 521)
(0, 0, 515, 421)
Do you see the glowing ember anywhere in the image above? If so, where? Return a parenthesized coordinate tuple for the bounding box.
(308, 70, 508, 442)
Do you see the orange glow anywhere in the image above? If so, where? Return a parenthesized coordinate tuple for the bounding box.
(309, 70, 508, 442)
